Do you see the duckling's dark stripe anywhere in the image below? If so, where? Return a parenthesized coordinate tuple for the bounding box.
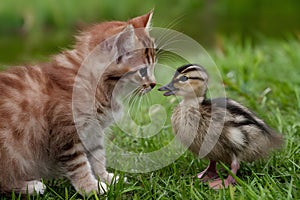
(225, 103, 270, 134)
(204, 98, 270, 134)
(173, 76, 204, 83)
(182, 67, 205, 74)
(176, 64, 195, 73)
(188, 77, 205, 81)
(226, 120, 257, 128)
(176, 64, 206, 73)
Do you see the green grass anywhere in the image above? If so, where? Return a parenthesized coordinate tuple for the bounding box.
(1, 2, 300, 198)
(1, 36, 300, 199)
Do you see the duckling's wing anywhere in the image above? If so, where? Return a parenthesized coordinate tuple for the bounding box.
(204, 98, 283, 150)
(205, 98, 270, 133)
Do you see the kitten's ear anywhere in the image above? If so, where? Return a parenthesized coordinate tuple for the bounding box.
(115, 24, 135, 62)
(129, 9, 154, 31)
(99, 25, 135, 54)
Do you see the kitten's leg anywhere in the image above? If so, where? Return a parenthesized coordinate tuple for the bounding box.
(79, 124, 119, 184)
(58, 143, 107, 195)
(87, 145, 118, 184)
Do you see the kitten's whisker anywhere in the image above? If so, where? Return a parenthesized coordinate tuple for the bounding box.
(155, 31, 182, 52)
(122, 87, 139, 102)
(127, 88, 140, 114)
(122, 87, 140, 108)
(136, 92, 143, 112)
(156, 38, 184, 55)
(155, 18, 183, 49)
(155, 45, 178, 59)
(156, 52, 180, 63)
(165, 15, 185, 30)
(121, 88, 140, 120)
(130, 95, 142, 123)
(127, 93, 138, 111)
(144, 93, 152, 107)
(128, 90, 139, 106)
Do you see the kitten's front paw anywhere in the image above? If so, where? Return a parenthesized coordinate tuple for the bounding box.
(98, 181, 108, 194)
(25, 180, 46, 194)
(108, 172, 119, 183)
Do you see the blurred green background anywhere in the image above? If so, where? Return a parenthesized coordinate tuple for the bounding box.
(0, 1, 300, 199)
(0, 0, 300, 65)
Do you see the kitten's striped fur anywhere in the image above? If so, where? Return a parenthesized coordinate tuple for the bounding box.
(0, 11, 155, 195)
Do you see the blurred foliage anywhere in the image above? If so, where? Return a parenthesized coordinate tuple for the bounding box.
(0, 0, 300, 64)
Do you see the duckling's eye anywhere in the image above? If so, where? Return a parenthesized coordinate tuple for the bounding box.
(178, 76, 188, 82)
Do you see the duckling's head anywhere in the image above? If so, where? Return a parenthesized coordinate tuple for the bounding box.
(158, 64, 208, 99)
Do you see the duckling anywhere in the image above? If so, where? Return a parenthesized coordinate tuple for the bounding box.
(158, 64, 283, 189)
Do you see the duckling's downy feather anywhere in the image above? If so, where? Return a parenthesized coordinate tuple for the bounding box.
(159, 64, 283, 189)
(172, 97, 282, 164)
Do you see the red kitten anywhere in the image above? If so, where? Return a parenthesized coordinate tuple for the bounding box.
(0, 11, 156, 195)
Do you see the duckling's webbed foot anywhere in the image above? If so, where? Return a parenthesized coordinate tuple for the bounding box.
(209, 175, 236, 189)
(197, 160, 218, 182)
(209, 159, 240, 189)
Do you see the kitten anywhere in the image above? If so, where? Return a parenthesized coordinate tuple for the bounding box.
(0, 11, 156, 195)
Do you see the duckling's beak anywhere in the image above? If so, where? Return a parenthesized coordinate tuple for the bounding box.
(158, 82, 177, 96)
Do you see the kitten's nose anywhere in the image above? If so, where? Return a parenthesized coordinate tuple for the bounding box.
(150, 82, 156, 89)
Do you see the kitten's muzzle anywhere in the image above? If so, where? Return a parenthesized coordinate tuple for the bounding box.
(158, 82, 177, 96)
(150, 82, 156, 89)
(142, 82, 156, 89)
(142, 82, 156, 94)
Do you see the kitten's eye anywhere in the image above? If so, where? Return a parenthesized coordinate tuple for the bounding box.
(178, 76, 188, 82)
(139, 67, 148, 77)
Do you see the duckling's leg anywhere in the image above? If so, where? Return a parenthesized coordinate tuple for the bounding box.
(209, 159, 240, 189)
(197, 160, 218, 182)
